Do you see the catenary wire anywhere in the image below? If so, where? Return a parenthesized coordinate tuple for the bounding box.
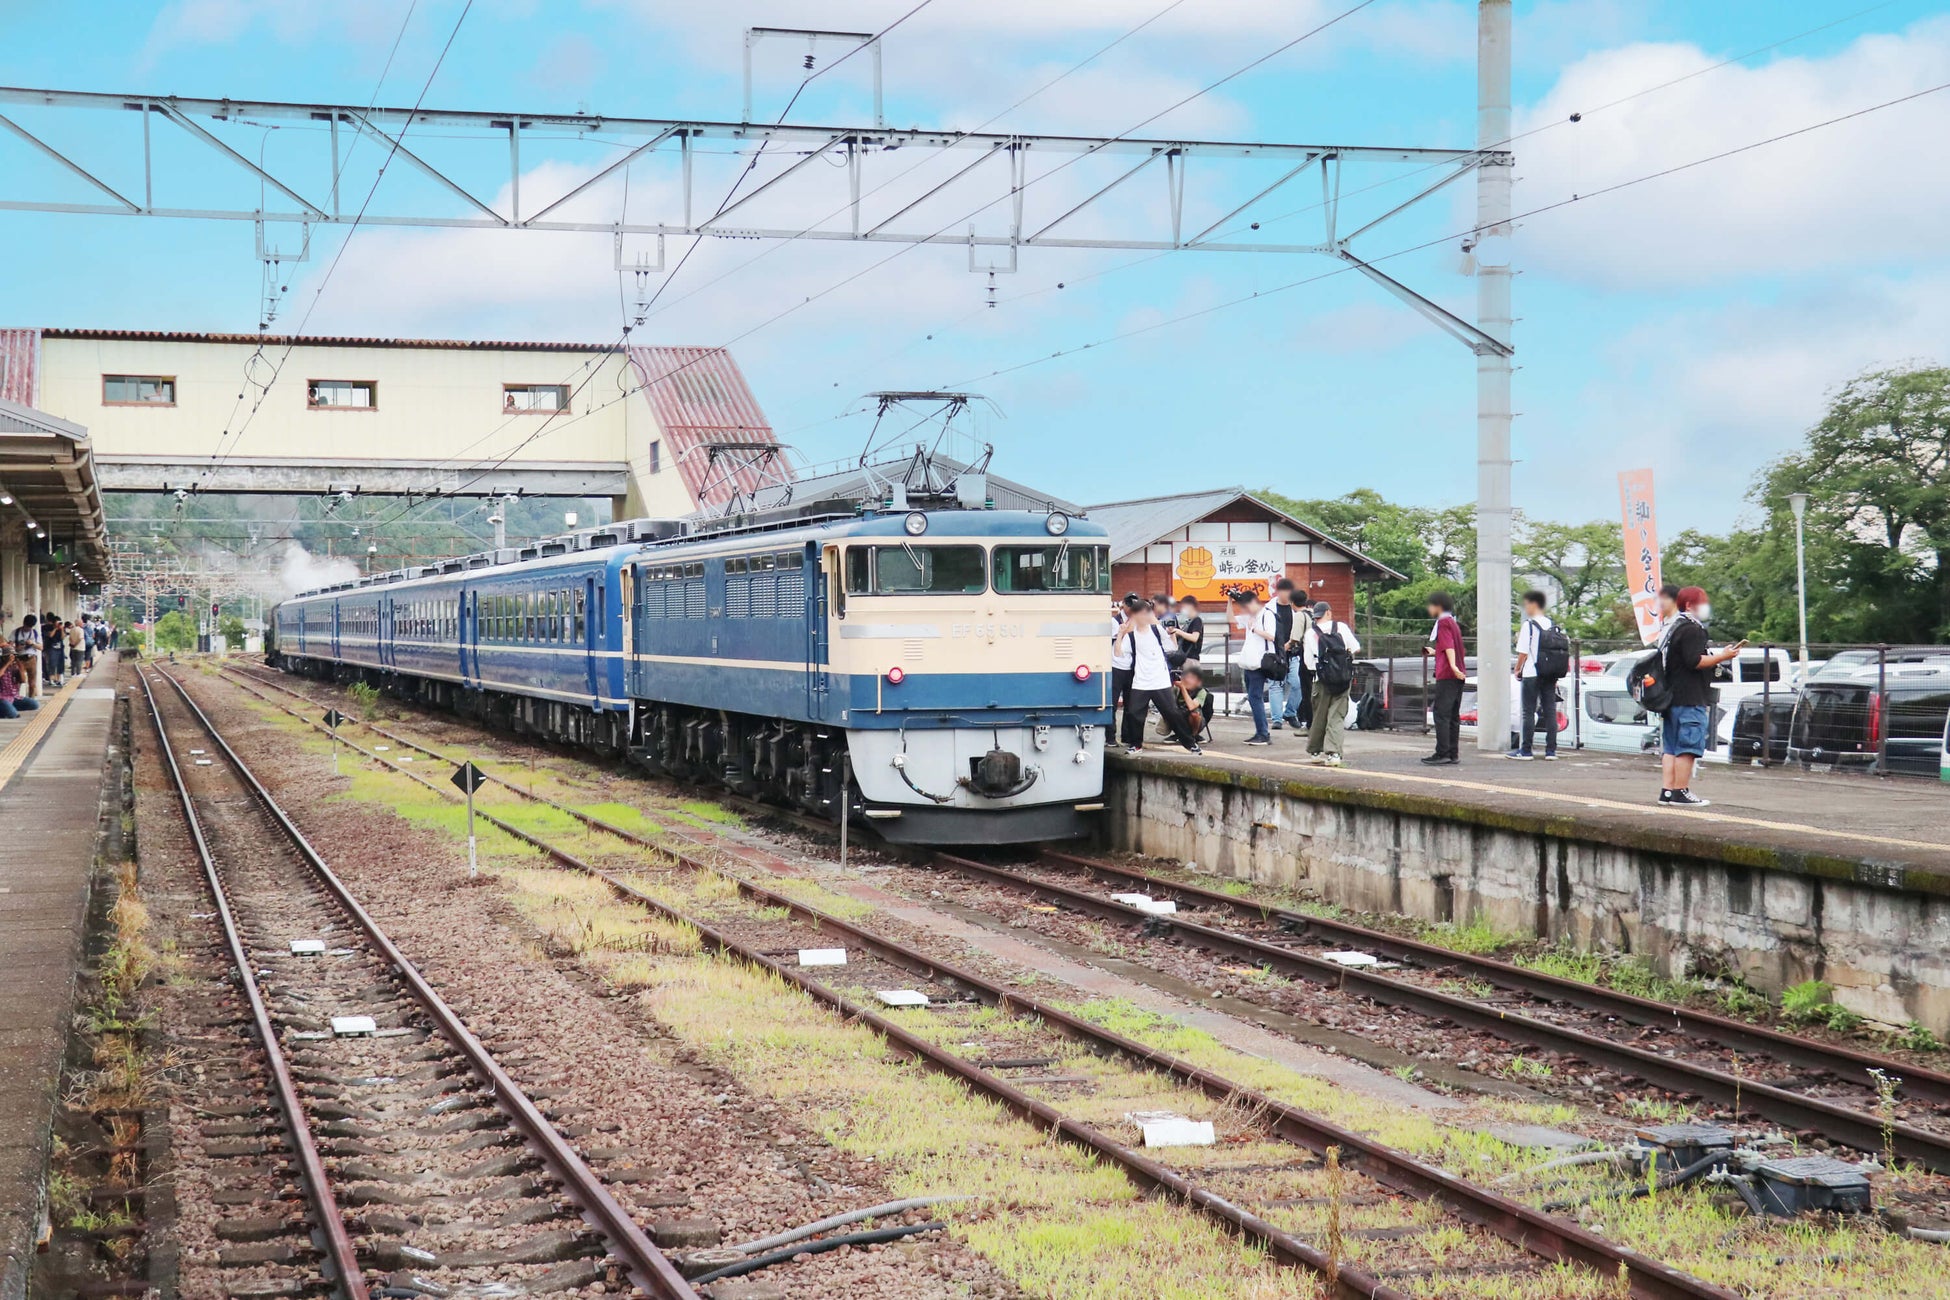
(202, 0, 473, 477)
(369, 0, 1383, 528)
(836, 0, 1913, 399)
(362, 2, 941, 528)
(935, 76, 1950, 390)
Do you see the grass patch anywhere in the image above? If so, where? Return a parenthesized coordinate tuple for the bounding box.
(1781, 980, 1863, 1032)
(1516, 946, 1602, 984)
(1424, 917, 1525, 956)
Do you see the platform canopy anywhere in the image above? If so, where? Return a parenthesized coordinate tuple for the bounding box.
(0, 397, 107, 581)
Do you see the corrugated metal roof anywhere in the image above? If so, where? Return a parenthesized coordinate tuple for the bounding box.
(40, 327, 611, 353)
(0, 329, 38, 405)
(628, 346, 784, 509)
(1086, 487, 1406, 581)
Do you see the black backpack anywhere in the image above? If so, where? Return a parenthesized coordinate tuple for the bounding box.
(1315, 624, 1356, 695)
(1531, 619, 1572, 678)
(1628, 647, 1673, 714)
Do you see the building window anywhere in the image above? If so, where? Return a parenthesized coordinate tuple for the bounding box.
(504, 383, 569, 413)
(308, 379, 377, 409)
(103, 374, 176, 405)
(648, 440, 661, 473)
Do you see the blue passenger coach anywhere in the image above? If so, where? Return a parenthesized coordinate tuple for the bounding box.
(270, 504, 1115, 843)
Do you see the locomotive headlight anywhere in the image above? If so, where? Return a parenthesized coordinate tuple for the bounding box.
(1044, 512, 1070, 536)
(903, 511, 929, 536)
(886, 666, 906, 685)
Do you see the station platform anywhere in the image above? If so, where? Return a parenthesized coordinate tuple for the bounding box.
(0, 655, 118, 1300)
(1125, 709, 1950, 881)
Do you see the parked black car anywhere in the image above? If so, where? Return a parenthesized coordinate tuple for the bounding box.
(1729, 691, 1796, 764)
(1788, 659, 1950, 776)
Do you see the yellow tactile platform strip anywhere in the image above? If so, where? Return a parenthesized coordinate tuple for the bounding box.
(0, 678, 79, 789)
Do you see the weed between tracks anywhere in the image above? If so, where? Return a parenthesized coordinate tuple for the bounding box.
(233, 691, 1314, 1298)
(231, 684, 1950, 1298)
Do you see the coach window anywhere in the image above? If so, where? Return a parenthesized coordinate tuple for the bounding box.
(574, 589, 586, 642)
(867, 545, 986, 595)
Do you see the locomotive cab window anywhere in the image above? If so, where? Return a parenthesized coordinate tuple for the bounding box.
(993, 544, 1111, 593)
(845, 545, 986, 595)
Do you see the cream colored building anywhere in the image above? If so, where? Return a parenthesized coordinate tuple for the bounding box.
(1, 329, 787, 522)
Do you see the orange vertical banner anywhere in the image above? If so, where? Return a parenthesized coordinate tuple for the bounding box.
(1618, 469, 1663, 645)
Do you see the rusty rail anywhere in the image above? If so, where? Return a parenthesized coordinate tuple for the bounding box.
(215, 663, 1737, 1300)
(137, 670, 370, 1300)
(154, 667, 698, 1300)
(1040, 847, 1950, 1106)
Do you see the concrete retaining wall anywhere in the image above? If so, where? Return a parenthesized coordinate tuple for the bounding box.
(1105, 760, 1950, 1034)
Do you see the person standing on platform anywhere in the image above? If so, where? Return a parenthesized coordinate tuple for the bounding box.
(1267, 579, 1298, 729)
(1283, 595, 1313, 730)
(1166, 596, 1204, 665)
(1303, 599, 1361, 766)
(1659, 586, 1743, 807)
(42, 614, 65, 688)
(1109, 594, 1138, 716)
(1116, 599, 1201, 754)
(1237, 589, 1278, 747)
(1422, 591, 1466, 765)
(1511, 590, 1569, 760)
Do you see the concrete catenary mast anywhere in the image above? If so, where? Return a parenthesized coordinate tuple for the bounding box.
(1474, 0, 1515, 751)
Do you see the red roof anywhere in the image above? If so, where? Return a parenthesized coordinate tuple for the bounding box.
(0, 329, 38, 405)
(39, 327, 610, 353)
(627, 346, 786, 508)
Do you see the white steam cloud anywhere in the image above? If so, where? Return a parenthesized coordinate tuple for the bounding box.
(277, 544, 359, 598)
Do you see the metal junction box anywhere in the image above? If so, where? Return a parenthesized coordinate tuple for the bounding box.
(1632, 1123, 1733, 1174)
(1752, 1156, 1872, 1216)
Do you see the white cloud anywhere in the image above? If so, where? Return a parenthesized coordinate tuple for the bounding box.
(1511, 17, 1950, 288)
(1520, 270, 1950, 530)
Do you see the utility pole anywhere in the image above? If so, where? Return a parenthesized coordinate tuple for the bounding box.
(1473, 0, 1515, 752)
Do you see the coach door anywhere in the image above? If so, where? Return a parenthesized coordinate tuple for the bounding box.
(807, 542, 833, 719)
(582, 576, 600, 703)
(330, 601, 341, 659)
(379, 596, 393, 669)
(459, 590, 476, 687)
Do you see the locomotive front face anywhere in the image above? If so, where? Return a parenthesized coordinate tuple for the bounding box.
(822, 516, 1114, 843)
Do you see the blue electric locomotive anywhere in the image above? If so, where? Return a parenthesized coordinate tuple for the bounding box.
(269, 502, 1115, 843)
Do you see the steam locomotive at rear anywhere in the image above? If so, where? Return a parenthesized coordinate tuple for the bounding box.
(269, 501, 1114, 844)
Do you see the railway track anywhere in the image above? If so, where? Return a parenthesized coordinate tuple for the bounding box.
(139, 665, 697, 1300)
(211, 661, 1738, 1300)
(920, 850, 1950, 1173)
(222, 660, 1950, 1173)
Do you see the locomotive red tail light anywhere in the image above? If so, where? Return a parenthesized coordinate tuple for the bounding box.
(886, 666, 906, 685)
(1073, 664, 1092, 682)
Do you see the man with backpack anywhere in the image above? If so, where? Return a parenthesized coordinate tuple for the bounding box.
(1511, 590, 1571, 760)
(1115, 598, 1201, 755)
(1302, 599, 1360, 766)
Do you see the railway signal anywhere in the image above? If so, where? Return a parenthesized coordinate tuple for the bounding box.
(451, 761, 487, 877)
(322, 708, 344, 774)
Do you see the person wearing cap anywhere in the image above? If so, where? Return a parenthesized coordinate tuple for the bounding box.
(1302, 599, 1361, 766)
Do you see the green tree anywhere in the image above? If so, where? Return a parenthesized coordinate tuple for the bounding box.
(154, 609, 196, 652)
(1763, 363, 1950, 642)
(1513, 519, 1634, 640)
(218, 614, 247, 649)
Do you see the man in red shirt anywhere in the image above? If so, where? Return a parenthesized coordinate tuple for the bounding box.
(1423, 591, 1466, 765)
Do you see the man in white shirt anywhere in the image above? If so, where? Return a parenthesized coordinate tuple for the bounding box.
(1302, 599, 1361, 766)
(1511, 589, 1561, 760)
(1115, 601, 1200, 753)
(1236, 590, 1279, 745)
(1109, 595, 1138, 716)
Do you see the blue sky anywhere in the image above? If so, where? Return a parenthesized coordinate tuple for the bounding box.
(5, 0, 1947, 535)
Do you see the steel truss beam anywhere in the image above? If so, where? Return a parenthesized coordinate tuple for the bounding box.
(0, 87, 1505, 259)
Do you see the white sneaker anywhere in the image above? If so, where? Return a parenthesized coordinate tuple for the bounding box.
(1322, 754, 1345, 768)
